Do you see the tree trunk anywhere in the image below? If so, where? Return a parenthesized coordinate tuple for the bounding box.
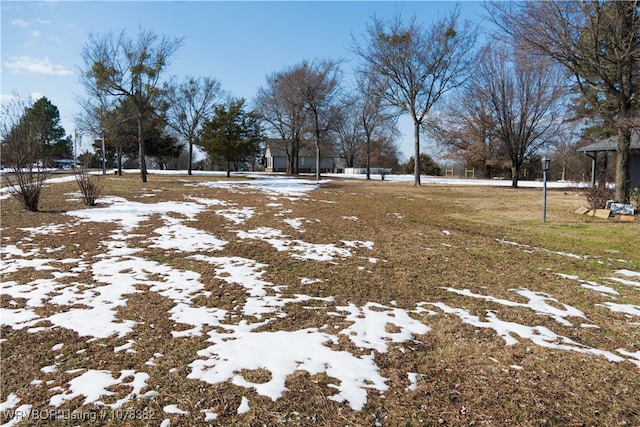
(511, 166, 519, 188)
(188, 140, 193, 176)
(293, 138, 300, 175)
(286, 140, 296, 175)
(286, 152, 293, 175)
(117, 148, 123, 176)
(315, 141, 321, 181)
(615, 126, 631, 203)
(137, 114, 147, 183)
(366, 134, 371, 180)
(414, 121, 421, 186)
(226, 160, 231, 178)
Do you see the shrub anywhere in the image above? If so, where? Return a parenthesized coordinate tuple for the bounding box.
(402, 153, 442, 176)
(585, 184, 615, 210)
(7, 167, 47, 212)
(75, 168, 101, 206)
(2, 111, 49, 212)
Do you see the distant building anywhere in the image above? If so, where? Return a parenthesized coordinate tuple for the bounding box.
(577, 131, 640, 188)
(54, 158, 80, 170)
(264, 139, 337, 173)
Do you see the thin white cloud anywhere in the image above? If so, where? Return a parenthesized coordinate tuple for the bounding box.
(36, 19, 52, 25)
(5, 56, 73, 76)
(31, 30, 40, 38)
(0, 92, 44, 109)
(0, 94, 16, 107)
(11, 19, 29, 28)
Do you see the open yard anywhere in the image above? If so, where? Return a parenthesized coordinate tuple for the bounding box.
(1, 173, 639, 426)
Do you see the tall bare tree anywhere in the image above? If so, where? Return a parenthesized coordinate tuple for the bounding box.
(102, 99, 138, 175)
(352, 11, 477, 185)
(427, 89, 507, 179)
(165, 76, 224, 175)
(255, 60, 340, 178)
(255, 68, 308, 175)
(76, 93, 134, 175)
(75, 95, 109, 175)
(333, 96, 366, 169)
(475, 44, 567, 187)
(489, 0, 640, 201)
(293, 59, 341, 180)
(355, 74, 398, 179)
(80, 29, 182, 182)
(336, 77, 398, 178)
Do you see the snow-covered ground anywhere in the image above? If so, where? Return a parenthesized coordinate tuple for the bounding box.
(1, 175, 637, 425)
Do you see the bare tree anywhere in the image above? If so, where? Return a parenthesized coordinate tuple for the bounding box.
(75, 92, 128, 175)
(336, 76, 398, 178)
(255, 68, 308, 175)
(255, 60, 340, 178)
(551, 120, 591, 182)
(333, 96, 366, 169)
(355, 74, 398, 179)
(489, 0, 640, 201)
(352, 11, 477, 185)
(474, 44, 567, 187)
(80, 29, 182, 182)
(165, 76, 225, 175)
(104, 99, 139, 175)
(75, 72, 114, 176)
(293, 59, 341, 180)
(427, 90, 507, 179)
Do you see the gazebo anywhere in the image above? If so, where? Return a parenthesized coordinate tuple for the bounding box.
(577, 132, 640, 188)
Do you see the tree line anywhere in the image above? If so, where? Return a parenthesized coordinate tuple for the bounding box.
(2, 0, 639, 208)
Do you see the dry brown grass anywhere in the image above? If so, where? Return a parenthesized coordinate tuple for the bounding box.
(1, 174, 639, 426)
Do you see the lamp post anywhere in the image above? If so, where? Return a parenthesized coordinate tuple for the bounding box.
(542, 157, 551, 222)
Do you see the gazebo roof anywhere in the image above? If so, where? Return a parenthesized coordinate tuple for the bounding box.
(577, 131, 640, 153)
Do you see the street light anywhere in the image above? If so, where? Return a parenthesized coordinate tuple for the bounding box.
(542, 157, 551, 222)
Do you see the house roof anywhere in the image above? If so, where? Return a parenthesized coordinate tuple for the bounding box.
(265, 138, 337, 157)
(577, 130, 640, 152)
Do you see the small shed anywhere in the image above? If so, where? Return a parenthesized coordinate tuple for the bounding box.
(264, 139, 336, 173)
(577, 131, 640, 188)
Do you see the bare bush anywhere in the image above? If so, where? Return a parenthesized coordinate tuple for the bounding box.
(585, 184, 615, 210)
(7, 167, 48, 212)
(1, 96, 48, 212)
(75, 167, 101, 206)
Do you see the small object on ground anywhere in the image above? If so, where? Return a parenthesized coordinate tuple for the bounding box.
(610, 203, 635, 215)
(574, 206, 590, 215)
(594, 209, 611, 219)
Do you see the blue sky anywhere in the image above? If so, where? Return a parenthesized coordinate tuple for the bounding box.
(1, 1, 487, 159)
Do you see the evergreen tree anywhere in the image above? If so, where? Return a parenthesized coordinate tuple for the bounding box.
(22, 96, 72, 162)
(199, 99, 264, 177)
(402, 153, 441, 176)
